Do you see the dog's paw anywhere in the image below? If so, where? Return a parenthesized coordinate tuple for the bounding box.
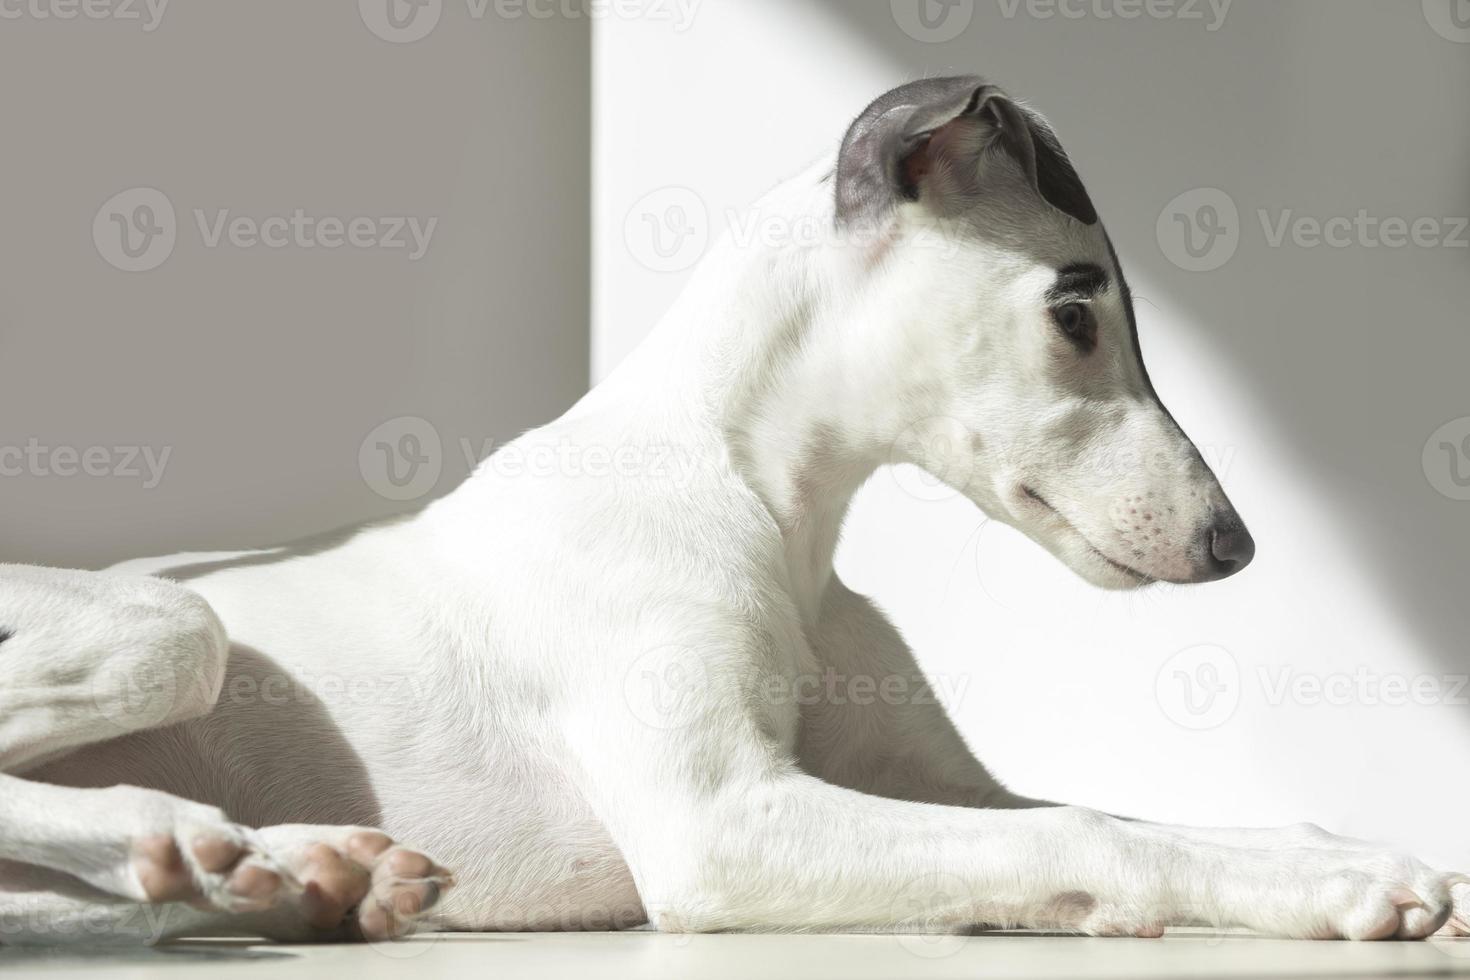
(1321, 875, 1450, 940)
(104, 787, 292, 913)
(131, 826, 288, 913)
(1254, 852, 1460, 940)
(115, 793, 453, 940)
(251, 825, 455, 941)
(1433, 878, 1470, 937)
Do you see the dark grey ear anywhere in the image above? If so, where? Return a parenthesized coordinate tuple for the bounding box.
(835, 76, 1098, 228)
(1020, 109, 1098, 226)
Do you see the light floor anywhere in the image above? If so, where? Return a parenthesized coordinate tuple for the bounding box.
(4, 931, 1470, 980)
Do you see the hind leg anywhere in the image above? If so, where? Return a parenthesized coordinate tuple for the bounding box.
(0, 564, 451, 944)
(0, 776, 453, 945)
(0, 563, 277, 910)
(0, 773, 295, 913)
(0, 828, 451, 946)
(0, 563, 229, 774)
(0, 825, 451, 947)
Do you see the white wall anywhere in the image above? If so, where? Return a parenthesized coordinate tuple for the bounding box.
(596, 0, 1470, 867)
(0, 2, 590, 569)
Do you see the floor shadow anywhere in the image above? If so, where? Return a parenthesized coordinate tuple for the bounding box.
(816, 0, 1470, 690)
(0, 944, 296, 963)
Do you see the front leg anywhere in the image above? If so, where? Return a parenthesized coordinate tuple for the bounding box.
(798, 580, 1047, 810)
(800, 580, 1468, 936)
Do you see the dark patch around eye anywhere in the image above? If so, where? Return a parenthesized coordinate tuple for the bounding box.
(0, 628, 13, 646)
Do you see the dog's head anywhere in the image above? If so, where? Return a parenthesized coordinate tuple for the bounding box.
(836, 77, 1252, 589)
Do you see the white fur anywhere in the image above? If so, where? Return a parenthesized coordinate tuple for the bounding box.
(2, 125, 1467, 945)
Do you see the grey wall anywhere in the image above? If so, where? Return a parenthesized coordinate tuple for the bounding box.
(0, 2, 590, 568)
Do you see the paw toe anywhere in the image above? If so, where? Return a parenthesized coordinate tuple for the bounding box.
(134, 834, 195, 903)
(355, 879, 440, 942)
(1343, 893, 1411, 941)
(357, 901, 397, 941)
(346, 831, 394, 865)
(1435, 915, 1470, 937)
(384, 847, 434, 879)
(390, 879, 439, 917)
(226, 864, 283, 906)
(191, 834, 245, 874)
(299, 846, 372, 928)
(1398, 899, 1452, 939)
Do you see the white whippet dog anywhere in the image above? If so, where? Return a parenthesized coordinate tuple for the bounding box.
(2, 76, 1467, 946)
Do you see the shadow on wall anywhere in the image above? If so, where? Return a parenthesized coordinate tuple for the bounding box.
(821, 0, 1470, 682)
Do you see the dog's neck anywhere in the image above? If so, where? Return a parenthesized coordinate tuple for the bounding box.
(592, 156, 912, 621)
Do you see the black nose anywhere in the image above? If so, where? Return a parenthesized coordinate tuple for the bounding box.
(1200, 510, 1255, 581)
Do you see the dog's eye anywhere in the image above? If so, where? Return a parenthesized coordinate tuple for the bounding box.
(1051, 302, 1096, 352)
